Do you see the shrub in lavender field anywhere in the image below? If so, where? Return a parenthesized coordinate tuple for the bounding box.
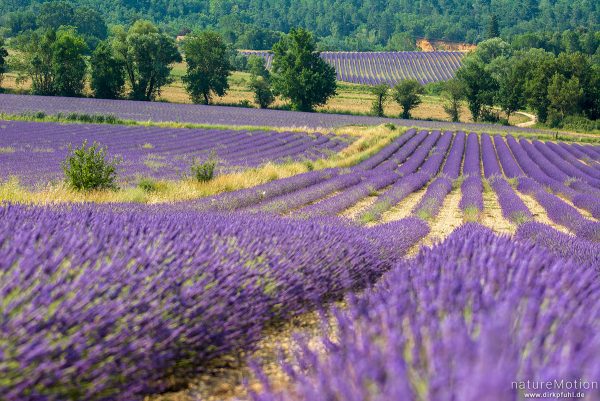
(62, 140, 121, 190)
(191, 151, 218, 182)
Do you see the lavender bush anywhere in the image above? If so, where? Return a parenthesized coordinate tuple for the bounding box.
(0, 204, 405, 401)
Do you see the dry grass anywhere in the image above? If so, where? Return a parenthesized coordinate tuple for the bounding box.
(0, 125, 402, 205)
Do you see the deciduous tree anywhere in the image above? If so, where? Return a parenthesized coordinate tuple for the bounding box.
(90, 40, 125, 99)
(370, 84, 389, 117)
(0, 38, 8, 90)
(442, 79, 465, 122)
(182, 31, 232, 104)
(393, 80, 423, 119)
(271, 28, 337, 112)
(113, 20, 181, 101)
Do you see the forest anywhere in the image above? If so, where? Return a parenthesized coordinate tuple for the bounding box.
(0, 0, 599, 51)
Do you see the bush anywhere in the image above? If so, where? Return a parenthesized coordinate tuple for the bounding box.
(250, 77, 275, 109)
(62, 140, 121, 190)
(191, 152, 217, 182)
(557, 115, 600, 132)
(138, 177, 158, 192)
(479, 107, 500, 122)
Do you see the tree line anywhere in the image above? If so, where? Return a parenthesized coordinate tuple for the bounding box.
(452, 38, 599, 129)
(0, 22, 339, 112)
(1, 0, 598, 52)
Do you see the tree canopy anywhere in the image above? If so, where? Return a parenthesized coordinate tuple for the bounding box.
(112, 20, 181, 101)
(271, 28, 337, 111)
(182, 31, 232, 104)
(1, 0, 597, 51)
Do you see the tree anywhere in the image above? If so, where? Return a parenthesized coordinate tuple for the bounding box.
(271, 28, 337, 112)
(522, 49, 557, 123)
(52, 28, 87, 97)
(248, 55, 269, 79)
(370, 84, 389, 117)
(250, 77, 275, 109)
(0, 38, 8, 90)
(547, 73, 583, 125)
(491, 57, 526, 121)
(113, 20, 181, 101)
(456, 57, 497, 121)
(248, 56, 274, 108)
(15, 29, 56, 95)
(442, 79, 465, 122)
(485, 14, 500, 39)
(90, 40, 125, 99)
(393, 80, 423, 119)
(14, 28, 87, 96)
(182, 31, 232, 104)
(73, 6, 108, 49)
(36, 1, 75, 31)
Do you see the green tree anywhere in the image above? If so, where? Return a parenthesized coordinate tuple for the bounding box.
(485, 14, 500, 39)
(250, 77, 275, 108)
(393, 80, 423, 119)
(271, 28, 337, 112)
(248, 56, 274, 108)
(547, 73, 583, 125)
(36, 1, 75, 31)
(52, 28, 87, 97)
(182, 30, 232, 105)
(73, 6, 108, 49)
(491, 57, 526, 121)
(0, 38, 8, 90)
(14, 28, 87, 96)
(522, 49, 557, 123)
(370, 83, 389, 117)
(15, 29, 56, 95)
(442, 79, 465, 122)
(248, 55, 269, 79)
(90, 40, 125, 99)
(456, 57, 497, 121)
(113, 20, 181, 101)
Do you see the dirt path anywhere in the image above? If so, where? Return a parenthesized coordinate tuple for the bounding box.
(379, 188, 426, 224)
(515, 111, 537, 128)
(147, 311, 327, 401)
(514, 191, 571, 233)
(341, 195, 378, 220)
(419, 187, 464, 248)
(481, 186, 515, 235)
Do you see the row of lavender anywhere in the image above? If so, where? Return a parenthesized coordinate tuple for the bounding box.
(251, 223, 600, 401)
(0, 204, 430, 401)
(193, 128, 599, 242)
(0, 120, 349, 186)
(241, 51, 465, 85)
(245, 125, 600, 401)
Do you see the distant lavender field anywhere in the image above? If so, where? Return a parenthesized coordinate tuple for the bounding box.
(241, 51, 464, 85)
(0, 94, 541, 132)
(0, 120, 349, 186)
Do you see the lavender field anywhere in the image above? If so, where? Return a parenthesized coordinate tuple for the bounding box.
(2, 124, 600, 400)
(0, 93, 541, 132)
(0, 120, 348, 186)
(241, 51, 465, 85)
